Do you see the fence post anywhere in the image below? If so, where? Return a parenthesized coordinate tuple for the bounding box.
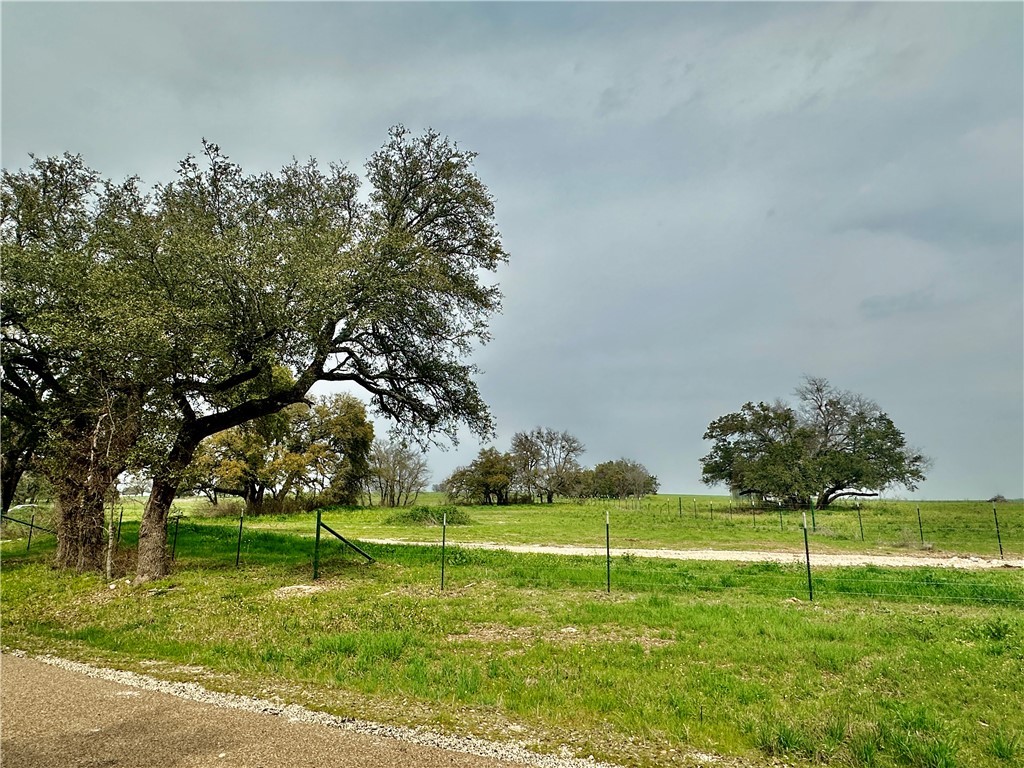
(778, 503, 783, 532)
(993, 505, 1004, 559)
(857, 505, 864, 542)
(441, 510, 447, 591)
(678, 496, 682, 519)
(605, 510, 611, 594)
(313, 507, 322, 580)
(116, 506, 124, 546)
(235, 510, 245, 568)
(710, 501, 714, 521)
(26, 512, 35, 552)
(171, 516, 180, 561)
(802, 512, 813, 601)
(917, 506, 924, 548)
(693, 498, 697, 519)
(810, 499, 817, 532)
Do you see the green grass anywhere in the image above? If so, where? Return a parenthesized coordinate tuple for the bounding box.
(6, 494, 1019, 559)
(384, 505, 472, 526)
(181, 495, 1023, 561)
(2, 517, 1023, 768)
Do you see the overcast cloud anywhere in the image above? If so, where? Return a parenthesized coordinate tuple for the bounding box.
(3, 2, 1021, 499)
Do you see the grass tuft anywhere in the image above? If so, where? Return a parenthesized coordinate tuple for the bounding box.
(989, 728, 1020, 762)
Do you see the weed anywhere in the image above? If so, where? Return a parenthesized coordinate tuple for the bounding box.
(755, 719, 811, 758)
(989, 728, 1020, 762)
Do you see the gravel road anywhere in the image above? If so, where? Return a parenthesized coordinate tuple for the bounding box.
(361, 539, 1022, 570)
(0, 652, 623, 768)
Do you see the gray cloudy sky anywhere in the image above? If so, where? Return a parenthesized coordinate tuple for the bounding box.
(4, 2, 1022, 499)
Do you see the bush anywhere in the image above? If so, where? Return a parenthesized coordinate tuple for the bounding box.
(194, 496, 326, 518)
(384, 505, 472, 526)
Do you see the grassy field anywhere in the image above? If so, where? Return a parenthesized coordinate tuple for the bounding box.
(2, 502, 1023, 768)
(7, 493, 1019, 559)
(144, 493, 1023, 560)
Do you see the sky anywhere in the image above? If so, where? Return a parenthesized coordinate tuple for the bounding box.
(3, 2, 1022, 500)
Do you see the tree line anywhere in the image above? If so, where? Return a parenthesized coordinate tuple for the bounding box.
(1, 127, 506, 582)
(438, 427, 659, 505)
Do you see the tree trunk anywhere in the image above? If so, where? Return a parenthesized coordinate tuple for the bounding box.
(53, 477, 109, 572)
(136, 476, 177, 583)
(136, 435, 199, 584)
(0, 464, 22, 516)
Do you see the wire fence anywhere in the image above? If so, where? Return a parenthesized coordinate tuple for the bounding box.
(4, 501, 1021, 607)
(539, 498, 1020, 560)
(309, 508, 1024, 608)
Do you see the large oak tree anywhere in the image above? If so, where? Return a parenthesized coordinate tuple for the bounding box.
(700, 377, 928, 508)
(2, 127, 506, 581)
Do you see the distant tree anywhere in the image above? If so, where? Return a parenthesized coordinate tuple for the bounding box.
(119, 471, 151, 499)
(368, 440, 430, 508)
(298, 394, 375, 505)
(700, 376, 929, 509)
(440, 447, 515, 505)
(510, 427, 585, 503)
(184, 394, 373, 511)
(588, 458, 659, 499)
(11, 470, 52, 507)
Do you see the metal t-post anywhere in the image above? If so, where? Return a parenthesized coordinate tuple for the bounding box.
(441, 510, 447, 591)
(313, 508, 322, 580)
(605, 510, 611, 594)
(235, 510, 244, 568)
(802, 512, 813, 602)
(993, 505, 1004, 559)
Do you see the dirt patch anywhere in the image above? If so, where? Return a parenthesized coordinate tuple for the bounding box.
(272, 584, 329, 599)
(448, 623, 673, 652)
(363, 539, 1023, 570)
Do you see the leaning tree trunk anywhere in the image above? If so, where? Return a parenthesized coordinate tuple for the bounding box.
(136, 435, 199, 584)
(135, 475, 178, 583)
(0, 464, 22, 516)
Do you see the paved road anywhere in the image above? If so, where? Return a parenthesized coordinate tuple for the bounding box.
(0, 654, 535, 768)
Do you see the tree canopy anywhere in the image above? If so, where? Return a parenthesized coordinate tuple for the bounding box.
(582, 459, 660, 499)
(368, 440, 430, 508)
(439, 447, 516, 506)
(438, 428, 658, 505)
(510, 427, 585, 503)
(182, 394, 373, 511)
(1, 127, 506, 580)
(700, 377, 928, 508)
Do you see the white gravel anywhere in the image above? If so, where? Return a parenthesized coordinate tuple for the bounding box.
(5, 650, 625, 768)
(362, 539, 1023, 570)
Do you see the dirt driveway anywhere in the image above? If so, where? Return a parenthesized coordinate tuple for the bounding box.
(362, 539, 1022, 570)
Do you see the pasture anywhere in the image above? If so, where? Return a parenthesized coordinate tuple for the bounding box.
(1, 495, 1022, 767)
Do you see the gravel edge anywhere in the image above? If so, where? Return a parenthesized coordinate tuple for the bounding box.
(2, 648, 625, 768)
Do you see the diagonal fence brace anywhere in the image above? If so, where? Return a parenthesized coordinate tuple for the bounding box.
(318, 520, 375, 563)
